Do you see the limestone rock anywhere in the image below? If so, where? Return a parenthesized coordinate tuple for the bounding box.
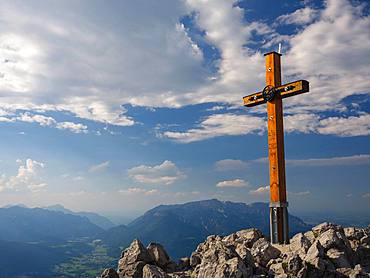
(118, 261, 146, 278)
(142, 264, 168, 278)
(191, 235, 252, 278)
(305, 240, 324, 263)
(290, 232, 311, 257)
(99, 268, 119, 278)
(147, 243, 171, 269)
(118, 239, 153, 278)
(250, 238, 280, 267)
(119, 239, 153, 269)
(312, 222, 338, 236)
(223, 228, 264, 248)
(177, 257, 190, 271)
(327, 248, 351, 268)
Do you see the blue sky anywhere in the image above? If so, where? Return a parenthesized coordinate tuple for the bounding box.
(0, 0, 369, 219)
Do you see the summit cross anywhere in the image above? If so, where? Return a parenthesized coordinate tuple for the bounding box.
(243, 52, 309, 244)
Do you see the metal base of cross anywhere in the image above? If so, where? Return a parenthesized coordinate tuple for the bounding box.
(269, 202, 289, 244)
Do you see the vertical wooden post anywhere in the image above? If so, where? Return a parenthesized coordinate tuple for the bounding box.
(265, 52, 289, 244)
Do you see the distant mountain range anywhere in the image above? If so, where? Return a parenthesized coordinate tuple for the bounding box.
(45, 204, 116, 230)
(0, 206, 104, 242)
(101, 199, 310, 259)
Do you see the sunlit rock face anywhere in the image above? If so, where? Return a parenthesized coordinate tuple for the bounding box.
(99, 222, 370, 278)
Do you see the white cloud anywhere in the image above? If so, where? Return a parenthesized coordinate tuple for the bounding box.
(216, 179, 248, 188)
(118, 187, 159, 196)
(88, 161, 110, 173)
(162, 113, 265, 143)
(253, 154, 370, 167)
(13, 112, 89, 134)
(17, 112, 56, 126)
(0, 0, 368, 140)
(4, 159, 47, 192)
(127, 160, 186, 185)
(317, 114, 370, 137)
(287, 154, 370, 166)
(214, 159, 248, 171)
(249, 186, 269, 195)
(284, 0, 370, 115)
(277, 7, 318, 25)
(56, 121, 88, 134)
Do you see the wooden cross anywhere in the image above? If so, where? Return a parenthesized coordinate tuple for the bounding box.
(243, 52, 309, 244)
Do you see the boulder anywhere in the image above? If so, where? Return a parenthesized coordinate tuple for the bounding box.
(223, 228, 264, 248)
(119, 239, 153, 269)
(99, 268, 119, 278)
(312, 222, 339, 236)
(194, 257, 252, 278)
(289, 232, 312, 257)
(191, 235, 252, 278)
(177, 257, 190, 271)
(118, 239, 153, 278)
(326, 248, 351, 268)
(305, 240, 324, 263)
(147, 243, 171, 269)
(250, 238, 280, 267)
(143, 264, 168, 278)
(118, 261, 146, 278)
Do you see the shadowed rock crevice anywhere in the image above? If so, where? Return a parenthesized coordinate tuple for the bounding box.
(99, 222, 370, 278)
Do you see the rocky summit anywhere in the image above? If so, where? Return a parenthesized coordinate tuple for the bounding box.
(99, 222, 370, 278)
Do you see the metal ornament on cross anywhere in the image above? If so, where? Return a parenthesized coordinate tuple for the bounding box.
(243, 51, 309, 244)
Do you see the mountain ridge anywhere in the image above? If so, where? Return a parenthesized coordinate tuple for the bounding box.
(102, 199, 310, 260)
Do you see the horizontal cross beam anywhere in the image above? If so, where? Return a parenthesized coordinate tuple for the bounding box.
(243, 80, 309, 107)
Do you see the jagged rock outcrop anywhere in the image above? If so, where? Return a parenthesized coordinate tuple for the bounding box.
(99, 222, 370, 278)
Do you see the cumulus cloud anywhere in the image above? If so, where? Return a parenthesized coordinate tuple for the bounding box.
(162, 113, 265, 143)
(214, 159, 248, 171)
(216, 179, 248, 188)
(56, 121, 88, 134)
(249, 186, 269, 195)
(88, 161, 110, 173)
(3, 159, 47, 192)
(13, 112, 88, 133)
(0, 0, 368, 140)
(127, 160, 186, 185)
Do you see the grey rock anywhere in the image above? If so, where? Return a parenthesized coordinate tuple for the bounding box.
(118, 261, 146, 278)
(305, 240, 324, 263)
(290, 232, 312, 254)
(119, 239, 153, 270)
(143, 264, 168, 278)
(235, 243, 254, 266)
(189, 252, 201, 267)
(312, 222, 338, 236)
(327, 248, 351, 268)
(251, 238, 281, 267)
(304, 230, 316, 244)
(318, 229, 342, 250)
(191, 235, 252, 278)
(336, 264, 369, 278)
(345, 227, 365, 241)
(194, 256, 252, 278)
(118, 239, 153, 278)
(99, 268, 119, 278)
(147, 243, 171, 269)
(223, 228, 264, 248)
(177, 257, 190, 271)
